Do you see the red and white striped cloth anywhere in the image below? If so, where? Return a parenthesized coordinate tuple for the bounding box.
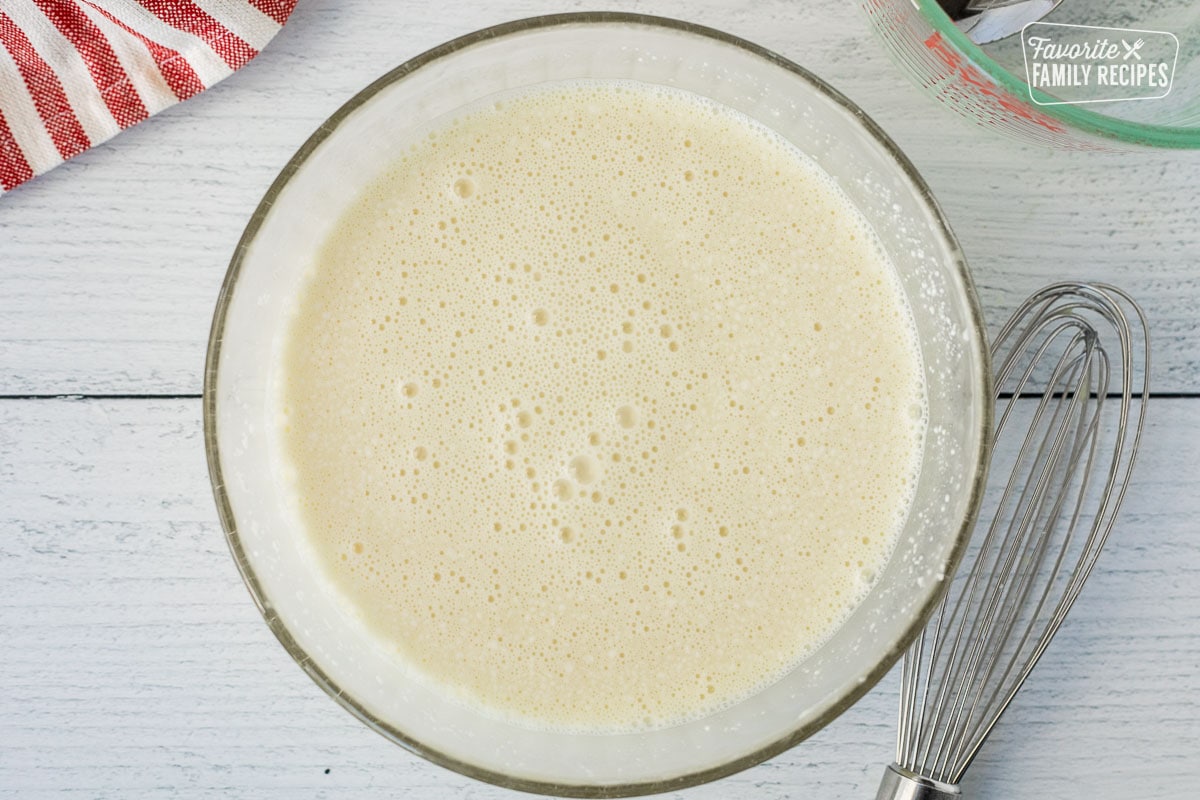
(0, 0, 297, 194)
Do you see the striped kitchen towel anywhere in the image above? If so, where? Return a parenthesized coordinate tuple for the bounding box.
(0, 0, 297, 194)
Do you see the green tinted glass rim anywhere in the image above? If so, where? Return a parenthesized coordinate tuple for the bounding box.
(916, 0, 1199, 149)
(203, 11, 993, 797)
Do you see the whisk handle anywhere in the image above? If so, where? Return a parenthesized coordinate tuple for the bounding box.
(875, 764, 961, 800)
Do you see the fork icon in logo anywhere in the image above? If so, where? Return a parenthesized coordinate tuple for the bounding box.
(1122, 38, 1145, 60)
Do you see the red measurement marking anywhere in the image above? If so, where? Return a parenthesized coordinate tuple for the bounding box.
(924, 30, 1066, 134)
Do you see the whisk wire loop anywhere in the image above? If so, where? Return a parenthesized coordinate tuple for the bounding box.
(880, 282, 1149, 798)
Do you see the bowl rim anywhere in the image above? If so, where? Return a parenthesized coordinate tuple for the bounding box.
(202, 11, 993, 797)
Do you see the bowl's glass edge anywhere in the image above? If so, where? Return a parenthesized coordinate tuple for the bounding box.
(201, 11, 995, 796)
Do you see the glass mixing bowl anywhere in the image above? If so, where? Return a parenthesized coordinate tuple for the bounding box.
(204, 13, 991, 796)
(863, 0, 1200, 149)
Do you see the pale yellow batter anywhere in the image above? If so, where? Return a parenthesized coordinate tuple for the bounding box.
(277, 81, 925, 732)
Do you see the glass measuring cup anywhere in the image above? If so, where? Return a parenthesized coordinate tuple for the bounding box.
(863, 0, 1200, 149)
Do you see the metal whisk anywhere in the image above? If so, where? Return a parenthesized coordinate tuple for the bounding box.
(876, 282, 1149, 800)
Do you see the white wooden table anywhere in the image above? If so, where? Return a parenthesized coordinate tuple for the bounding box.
(3, 1, 1198, 798)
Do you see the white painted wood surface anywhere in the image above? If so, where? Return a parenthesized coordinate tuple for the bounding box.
(1, 1, 1198, 798)
(2, 399, 1196, 799)
(1, 0, 1198, 395)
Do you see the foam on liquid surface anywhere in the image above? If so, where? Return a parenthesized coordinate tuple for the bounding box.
(278, 81, 926, 732)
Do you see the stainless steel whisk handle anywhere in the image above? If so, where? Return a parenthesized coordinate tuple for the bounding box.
(876, 764, 960, 800)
